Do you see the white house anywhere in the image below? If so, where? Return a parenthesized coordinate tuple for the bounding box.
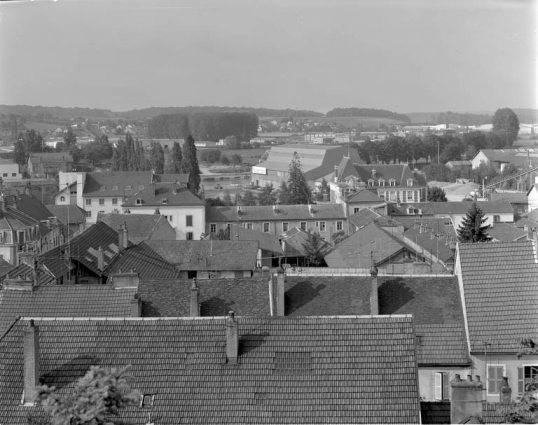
(0, 159, 22, 181)
(527, 177, 538, 212)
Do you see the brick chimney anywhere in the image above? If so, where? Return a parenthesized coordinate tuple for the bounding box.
(96, 246, 104, 271)
(370, 263, 379, 315)
(130, 293, 141, 317)
(276, 270, 285, 317)
(226, 311, 239, 365)
(190, 278, 199, 317)
(23, 320, 40, 405)
(450, 374, 484, 424)
(501, 376, 512, 405)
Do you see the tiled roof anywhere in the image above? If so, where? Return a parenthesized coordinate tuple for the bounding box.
(6, 194, 53, 222)
(139, 278, 272, 317)
(0, 316, 420, 424)
(46, 204, 87, 225)
(487, 223, 527, 242)
(345, 188, 385, 203)
(105, 242, 178, 280)
(39, 246, 71, 279)
(0, 258, 13, 279)
(68, 221, 124, 275)
(83, 171, 153, 197)
(420, 401, 450, 425)
(144, 240, 259, 271)
(206, 204, 346, 223)
(281, 227, 332, 257)
(206, 225, 284, 254)
(347, 208, 400, 229)
(122, 182, 204, 207)
(415, 324, 469, 366)
(515, 217, 538, 229)
(0, 285, 136, 337)
(29, 152, 74, 163)
(390, 201, 514, 216)
(324, 223, 405, 268)
(473, 149, 537, 167)
(458, 241, 538, 352)
(97, 213, 176, 244)
(403, 221, 457, 263)
(489, 192, 528, 203)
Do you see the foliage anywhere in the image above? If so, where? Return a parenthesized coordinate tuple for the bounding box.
(205, 196, 226, 206)
(81, 136, 113, 165)
(423, 163, 455, 182)
(149, 141, 165, 174)
(284, 152, 311, 205)
(427, 186, 448, 202)
(221, 154, 230, 165)
(36, 365, 140, 425)
(278, 180, 290, 205)
(492, 108, 520, 147)
(326, 107, 411, 123)
(181, 135, 201, 194)
(301, 230, 327, 266)
(13, 130, 53, 166)
(222, 191, 233, 206)
(257, 184, 277, 206)
(331, 230, 347, 245)
(214, 228, 230, 240)
(231, 153, 242, 165)
(170, 141, 183, 173)
(241, 190, 257, 206)
(63, 129, 77, 147)
(457, 202, 491, 243)
(200, 149, 221, 164)
(111, 136, 147, 172)
(225, 136, 241, 150)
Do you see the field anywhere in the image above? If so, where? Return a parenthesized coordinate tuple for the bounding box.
(261, 116, 409, 127)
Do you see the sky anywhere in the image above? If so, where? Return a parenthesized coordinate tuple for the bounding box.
(0, 0, 537, 114)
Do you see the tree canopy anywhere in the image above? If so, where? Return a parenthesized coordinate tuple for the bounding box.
(427, 186, 448, 202)
(492, 108, 520, 147)
(181, 135, 201, 194)
(457, 202, 491, 243)
(302, 230, 327, 266)
(283, 152, 311, 205)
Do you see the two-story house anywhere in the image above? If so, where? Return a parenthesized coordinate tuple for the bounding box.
(206, 203, 348, 240)
(28, 153, 73, 178)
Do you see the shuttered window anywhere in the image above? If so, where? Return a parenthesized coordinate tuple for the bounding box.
(487, 365, 505, 395)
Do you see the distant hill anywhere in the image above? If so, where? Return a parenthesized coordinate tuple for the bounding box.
(0, 105, 115, 119)
(120, 106, 324, 119)
(326, 108, 411, 123)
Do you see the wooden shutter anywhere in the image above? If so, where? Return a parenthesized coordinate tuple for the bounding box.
(435, 372, 442, 400)
(442, 372, 451, 400)
(518, 367, 524, 394)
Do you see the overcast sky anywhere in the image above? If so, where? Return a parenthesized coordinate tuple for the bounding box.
(0, 0, 536, 114)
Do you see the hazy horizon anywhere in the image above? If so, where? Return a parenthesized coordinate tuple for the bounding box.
(1, 0, 536, 114)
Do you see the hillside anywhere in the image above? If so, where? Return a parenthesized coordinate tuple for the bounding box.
(0, 105, 115, 119)
(326, 107, 411, 123)
(120, 106, 324, 119)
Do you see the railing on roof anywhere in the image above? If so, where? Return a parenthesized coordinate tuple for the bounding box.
(285, 266, 453, 277)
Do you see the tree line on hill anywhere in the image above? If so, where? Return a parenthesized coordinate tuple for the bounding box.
(326, 108, 411, 123)
(147, 112, 258, 142)
(433, 111, 492, 126)
(122, 106, 323, 119)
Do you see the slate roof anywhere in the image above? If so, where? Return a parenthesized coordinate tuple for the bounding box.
(489, 192, 528, 203)
(324, 223, 406, 268)
(457, 241, 538, 352)
(68, 221, 124, 275)
(390, 201, 514, 216)
(350, 164, 423, 188)
(46, 204, 87, 225)
(402, 220, 457, 263)
(206, 204, 346, 223)
(144, 240, 259, 271)
(206, 225, 284, 254)
(97, 213, 176, 244)
(83, 171, 153, 197)
(154, 173, 189, 184)
(105, 242, 178, 280)
(0, 316, 421, 424)
(0, 285, 136, 337)
(348, 208, 400, 230)
(473, 149, 537, 167)
(0, 258, 13, 279)
(29, 152, 74, 163)
(122, 182, 204, 207)
(487, 223, 527, 242)
(139, 278, 273, 317)
(5, 194, 53, 223)
(281, 227, 332, 257)
(345, 188, 385, 203)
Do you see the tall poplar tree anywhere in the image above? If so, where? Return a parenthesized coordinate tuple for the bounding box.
(171, 141, 183, 173)
(181, 135, 201, 194)
(285, 152, 311, 205)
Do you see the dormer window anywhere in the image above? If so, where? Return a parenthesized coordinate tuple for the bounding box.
(125, 185, 132, 190)
(407, 206, 415, 215)
(136, 198, 142, 205)
(112, 185, 119, 190)
(378, 179, 385, 187)
(100, 185, 106, 191)
(389, 179, 396, 187)
(140, 394, 155, 408)
(407, 178, 414, 187)
(368, 179, 375, 187)
(162, 198, 168, 205)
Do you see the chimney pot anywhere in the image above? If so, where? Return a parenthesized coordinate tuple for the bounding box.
(276, 270, 285, 317)
(23, 319, 40, 405)
(451, 373, 484, 424)
(130, 294, 141, 317)
(190, 278, 199, 317)
(97, 246, 104, 271)
(226, 311, 239, 364)
(370, 265, 379, 315)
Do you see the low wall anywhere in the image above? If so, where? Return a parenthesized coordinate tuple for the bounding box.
(285, 264, 453, 277)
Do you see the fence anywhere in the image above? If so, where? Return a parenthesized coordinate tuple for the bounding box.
(285, 264, 453, 277)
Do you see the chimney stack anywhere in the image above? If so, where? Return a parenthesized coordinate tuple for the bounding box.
(372, 168, 377, 179)
(370, 263, 379, 315)
(130, 293, 141, 317)
(226, 311, 239, 365)
(276, 270, 285, 317)
(450, 374, 483, 424)
(118, 223, 129, 251)
(23, 320, 40, 405)
(190, 278, 199, 317)
(334, 165, 338, 182)
(501, 377, 512, 405)
(97, 246, 104, 271)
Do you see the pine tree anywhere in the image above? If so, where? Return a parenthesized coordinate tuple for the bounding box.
(242, 190, 257, 206)
(285, 152, 311, 205)
(136, 139, 146, 171)
(182, 135, 201, 194)
(278, 180, 290, 205)
(171, 141, 183, 173)
(257, 183, 277, 206)
(111, 147, 120, 171)
(457, 202, 491, 243)
(222, 190, 233, 206)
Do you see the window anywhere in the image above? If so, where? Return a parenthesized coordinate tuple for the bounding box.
(487, 365, 506, 395)
(300, 222, 307, 231)
(112, 198, 118, 205)
(18, 231, 25, 243)
(162, 198, 168, 205)
(85, 199, 91, 206)
(519, 366, 538, 394)
(2, 173, 7, 177)
(283, 222, 289, 232)
(226, 223, 232, 231)
(407, 191, 413, 201)
(60, 196, 65, 202)
(168, 216, 173, 222)
(378, 179, 385, 187)
(263, 222, 270, 233)
(186, 215, 193, 226)
(319, 222, 326, 231)
(368, 179, 374, 187)
(186, 232, 194, 240)
(353, 207, 360, 214)
(11, 173, 16, 177)
(100, 185, 106, 191)
(407, 178, 414, 187)
(435, 372, 450, 400)
(336, 221, 343, 231)
(87, 211, 92, 218)
(136, 199, 142, 205)
(210, 223, 217, 233)
(389, 179, 396, 187)
(99, 199, 105, 205)
(112, 185, 119, 190)
(140, 394, 155, 408)
(246, 223, 253, 230)
(494, 215, 501, 223)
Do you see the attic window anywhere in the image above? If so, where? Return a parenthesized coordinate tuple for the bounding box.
(112, 185, 119, 190)
(407, 206, 415, 215)
(100, 185, 106, 191)
(125, 185, 132, 190)
(140, 394, 155, 408)
(407, 178, 414, 187)
(162, 198, 168, 205)
(389, 179, 396, 187)
(378, 179, 385, 187)
(274, 352, 312, 375)
(136, 199, 142, 205)
(367, 179, 374, 187)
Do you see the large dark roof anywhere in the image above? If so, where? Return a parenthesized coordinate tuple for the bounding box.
(390, 201, 514, 216)
(46, 204, 87, 225)
(0, 285, 136, 336)
(83, 171, 153, 197)
(97, 213, 176, 244)
(122, 182, 204, 207)
(29, 152, 73, 163)
(6, 194, 52, 223)
(144, 240, 259, 271)
(0, 316, 420, 424)
(458, 241, 538, 352)
(206, 204, 346, 223)
(206, 225, 284, 254)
